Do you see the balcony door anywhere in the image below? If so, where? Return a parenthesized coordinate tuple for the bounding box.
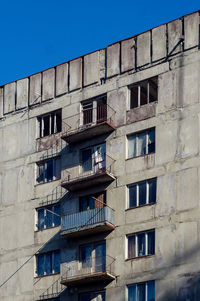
(82, 95, 107, 126)
(81, 143, 106, 174)
(80, 241, 106, 273)
(94, 144, 106, 172)
(80, 192, 105, 211)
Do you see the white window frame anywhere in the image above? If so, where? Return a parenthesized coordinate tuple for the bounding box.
(38, 109, 61, 138)
(127, 281, 155, 301)
(36, 157, 61, 184)
(127, 230, 155, 259)
(80, 94, 107, 127)
(127, 178, 157, 209)
(127, 128, 155, 159)
(129, 77, 158, 109)
(36, 250, 60, 277)
(36, 204, 61, 231)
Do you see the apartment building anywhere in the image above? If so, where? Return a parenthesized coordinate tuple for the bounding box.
(0, 10, 200, 301)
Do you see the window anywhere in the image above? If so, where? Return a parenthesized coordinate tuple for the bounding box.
(81, 143, 106, 173)
(127, 230, 155, 259)
(82, 95, 107, 126)
(127, 281, 155, 301)
(80, 241, 106, 272)
(127, 128, 155, 159)
(79, 291, 105, 301)
(36, 157, 61, 184)
(36, 204, 61, 230)
(80, 192, 106, 211)
(36, 250, 60, 276)
(38, 110, 62, 138)
(130, 77, 157, 109)
(128, 178, 156, 209)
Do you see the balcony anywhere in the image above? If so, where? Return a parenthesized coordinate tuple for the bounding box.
(61, 206, 115, 238)
(60, 255, 115, 286)
(61, 155, 115, 192)
(61, 104, 116, 144)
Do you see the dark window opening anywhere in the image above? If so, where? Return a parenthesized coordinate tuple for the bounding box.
(38, 109, 62, 138)
(130, 77, 158, 109)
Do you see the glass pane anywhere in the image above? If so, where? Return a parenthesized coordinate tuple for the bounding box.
(54, 251, 60, 273)
(128, 285, 136, 301)
(97, 96, 107, 122)
(37, 163, 45, 183)
(43, 115, 50, 136)
(38, 209, 45, 230)
(137, 233, 146, 256)
(149, 179, 156, 204)
(82, 101, 93, 125)
(89, 196, 95, 209)
(80, 197, 88, 211)
(140, 82, 148, 106)
(45, 253, 52, 275)
(46, 160, 53, 181)
(51, 113, 55, 135)
(149, 78, 157, 103)
(37, 255, 44, 276)
(128, 236, 135, 258)
(82, 149, 92, 172)
(138, 132, 146, 156)
(148, 231, 155, 255)
(137, 283, 146, 301)
(95, 291, 106, 301)
(46, 206, 53, 228)
(80, 293, 91, 301)
(147, 281, 155, 301)
(129, 185, 137, 208)
(54, 158, 61, 179)
(139, 182, 146, 206)
(56, 110, 62, 133)
(128, 135, 136, 158)
(148, 129, 155, 154)
(81, 245, 92, 268)
(130, 86, 138, 109)
(53, 204, 61, 227)
(95, 243, 106, 272)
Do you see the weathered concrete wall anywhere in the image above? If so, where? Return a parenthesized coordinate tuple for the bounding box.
(0, 10, 200, 301)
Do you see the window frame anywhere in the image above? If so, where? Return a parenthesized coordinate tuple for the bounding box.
(37, 109, 62, 138)
(126, 229, 155, 260)
(129, 77, 158, 110)
(79, 241, 106, 271)
(81, 94, 107, 126)
(127, 280, 155, 301)
(36, 203, 61, 231)
(36, 156, 61, 184)
(36, 250, 60, 277)
(79, 290, 106, 301)
(127, 128, 155, 159)
(127, 178, 157, 209)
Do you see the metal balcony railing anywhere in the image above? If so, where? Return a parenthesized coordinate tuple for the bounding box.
(61, 104, 116, 143)
(37, 277, 65, 300)
(61, 206, 115, 237)
(61, 154, 115, 191)
(61, 255, 115, 286)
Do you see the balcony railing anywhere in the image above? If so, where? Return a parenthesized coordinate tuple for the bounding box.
(61, 104, 116, 144)
(61, 255, 115, 286)
(61, 154, 115, 191)
(61, 206, 115, 237)
(37, 277, 65, 300)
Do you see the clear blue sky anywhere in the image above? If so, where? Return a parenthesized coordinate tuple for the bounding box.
(0, 0, 199, 86)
